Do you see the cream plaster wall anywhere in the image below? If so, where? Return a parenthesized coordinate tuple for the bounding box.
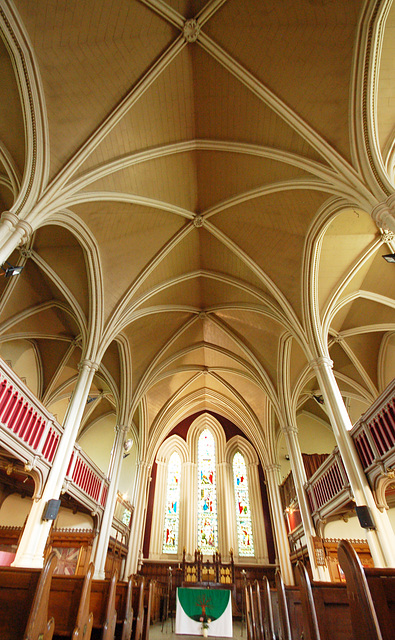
(78, 415, 116, 474)
(322, 515, 367, 540)
(0, 339, 39, 396)
(118, 447, 138, 500)
(55, 507, 94, 529)
(48, 397, 70, 425)
(0, 494, 32, 526)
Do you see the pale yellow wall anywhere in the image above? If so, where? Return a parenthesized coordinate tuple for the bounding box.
(322, 515, 367, 540)
(55, 507, 94, 529)
(47, 397, 70, 425)
(277, 412, 337, 480)
(0, 339, 39, 396)
(118, 445, 138, 500)
(0, 494, 32, 526)
(78, 414, 116, 474)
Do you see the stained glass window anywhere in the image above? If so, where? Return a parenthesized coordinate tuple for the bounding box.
(162, 452, 181, 554)
(233, 452, 254, 556)
(197, 429, 218, 552)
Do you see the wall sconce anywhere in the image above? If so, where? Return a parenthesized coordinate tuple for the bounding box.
(382, 253, 395, 263)
(1, 261, 23, 277)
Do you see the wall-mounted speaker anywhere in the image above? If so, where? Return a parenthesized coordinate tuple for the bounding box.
(355, 505, 375, 530)
(42, 499, 61, 521)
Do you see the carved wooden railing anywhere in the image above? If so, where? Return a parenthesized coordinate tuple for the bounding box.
(351, 379, 395, 471)
(0, 358, 109, 514)
(305, 448, 352, 521)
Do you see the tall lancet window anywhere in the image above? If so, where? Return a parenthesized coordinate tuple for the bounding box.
(197, 429, 218, 552)
(162, 452, 181, 554)
(233, 452, 254, 556)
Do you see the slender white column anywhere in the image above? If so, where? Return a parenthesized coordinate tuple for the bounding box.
(217, 461, 234, 560)
(183, 461, 197, 560)
(246, 461, 268, 563)
(148, 460, 167, 559)
(265, 464, 294, 585)
(13, 359, 99, 567)
(93, 424, 128, 579)
(0, 212, 32, 265)
(284, 426, 330, 580)
(311, 356, 395, 566)
(123, 460, 151, 577)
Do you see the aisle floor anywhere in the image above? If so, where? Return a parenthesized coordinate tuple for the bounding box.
(150, 619, 244, 640)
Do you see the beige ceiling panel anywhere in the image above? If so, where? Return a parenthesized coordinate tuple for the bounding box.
(146, 370, 201, 423)
(132, 229, 202, 303)
(205, 0, 362, 162)
(0, 183, 14, 211)
(214, 308, 283, 386)
(165, 0, 207, 18)
(80, 47, 196, 174)
(135, 276, 202, 312)
(33, 338, 73, 400)
(72, 201, 186, 320)
(332, 297, 395, 335)
(123, 310, 193, 394)
(192, 46, 324, 163)
(377, 3, 395, 157)
(0, 36, 25, 176)
(33, 225, 90, 318)
(0, 260, 79, 334)
(1, 306, 76, 341)
(318, 209, 378, 309)
(14, 0, 178, 178)
(329, 341, 373, 392)
(359, 251, 395, 302)
(86, 151, 198, 213)
(195, 151, 311, 213)
(161, 343, 244, 372)
(215, 370, 268, 429)
(342, 331, 384, 392)
(101, 340, 122, 392)
(289, 337, 309, 393)
(212, 190, 330, 316)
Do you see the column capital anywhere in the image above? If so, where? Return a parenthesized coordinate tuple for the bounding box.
(78, 359, 100, 372)
(283, 424, 299, 435)
(1, 211, 19, 228)
(309, 355, 333, 371)
(265, 463, 281, 474)
(372, 197, 395, 234)
(115, 424, 129, 434)
(17, 219, 33, 239)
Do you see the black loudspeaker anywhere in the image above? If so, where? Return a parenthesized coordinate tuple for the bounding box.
(42, 499, 61, 521)
(355, 505, 376, 529)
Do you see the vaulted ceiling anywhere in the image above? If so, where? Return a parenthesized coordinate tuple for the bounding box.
(0, 0, 394, 468)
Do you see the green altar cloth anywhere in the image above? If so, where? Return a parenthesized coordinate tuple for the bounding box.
(175, 588, 232, 637)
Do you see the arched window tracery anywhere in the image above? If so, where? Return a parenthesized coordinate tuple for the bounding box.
(197, 428, 218, 553)
(162, 451, 181, 554)
(233, 451, 254, 556)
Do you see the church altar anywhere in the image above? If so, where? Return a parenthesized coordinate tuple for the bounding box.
(175, 587, 233, 637)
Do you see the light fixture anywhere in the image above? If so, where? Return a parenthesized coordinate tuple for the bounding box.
(1, 261, 23, 277)
(383, 253, 395, 263)
(123, 438, 133, 458)
(313, 394, 325, 405)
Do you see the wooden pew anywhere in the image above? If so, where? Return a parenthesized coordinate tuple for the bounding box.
(338, 538, 395, 640)
(115, 575, 133, 640)
(295, 562, 353, 640)
(50, 564, 94, 639)
(244, 583, 254, 640)
(261, 576, 276, 640)
(274, 570, 292, 640)
(0, 551, 57, 640)
(133, 576, 145, 640)
(90, 569, 118, 640)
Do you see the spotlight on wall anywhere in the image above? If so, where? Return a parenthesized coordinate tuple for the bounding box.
(123, 438, 133, 459)
(313, 394, 325, 405)
(0, 261, 23, 277)
(382, 253, 395, 263)
(285, 454, 290, 461)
